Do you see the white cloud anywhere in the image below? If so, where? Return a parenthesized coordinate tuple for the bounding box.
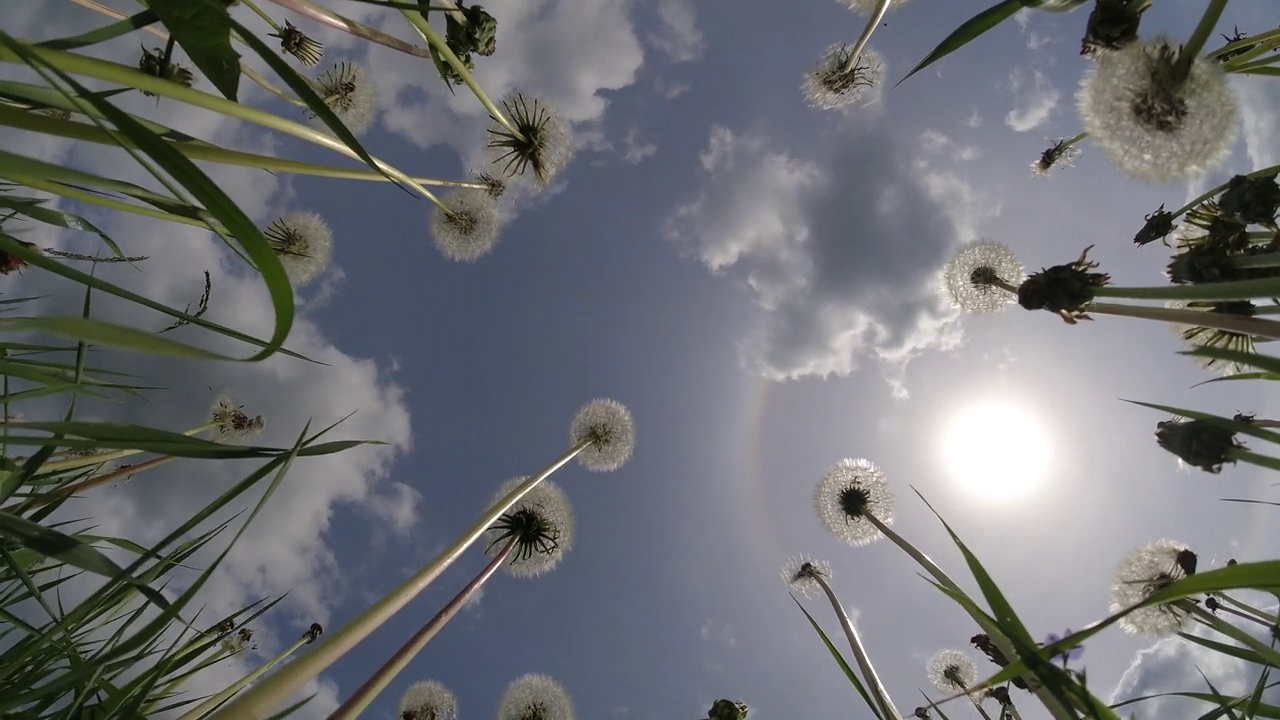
(1013, 8, 1052, 50)
(649, 0, 706, 63)
(1005, 67, 1060, 132)
(655, 79, 693, 99)
(964, 109, 982, 128)
(622, 126, 659, 164)
(663, 122, 978, 384)
(1236, 74, 1280, 170)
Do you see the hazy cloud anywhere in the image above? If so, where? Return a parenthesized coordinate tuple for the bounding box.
(1005, 67, 1060, 132)
(649, 0, 706, 62)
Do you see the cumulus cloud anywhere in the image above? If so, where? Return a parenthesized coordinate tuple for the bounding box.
(663, 121, 979, 387)
(649, 0, 706, 62)
(1005, 67, 1060, 132)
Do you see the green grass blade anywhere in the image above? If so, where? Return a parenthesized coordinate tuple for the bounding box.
(896, 0, 1029, 86)
(36, 10, 160, 51)
(147, 0, 241, 100)
(791, 594, 884, 720)
(0, 195, 122, 257)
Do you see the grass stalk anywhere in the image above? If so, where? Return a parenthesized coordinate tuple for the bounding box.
(812, 573, 902, 720)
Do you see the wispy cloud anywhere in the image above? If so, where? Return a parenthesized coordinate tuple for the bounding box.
(649, 0, 706, 62)
(622, 126, 659, 164)
(1005, 66, 1060, 132)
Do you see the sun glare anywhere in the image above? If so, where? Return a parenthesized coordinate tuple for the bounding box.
(942, 401, 1052, 499)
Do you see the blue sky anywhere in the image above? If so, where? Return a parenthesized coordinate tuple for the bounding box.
(6, 0, 1280, 719)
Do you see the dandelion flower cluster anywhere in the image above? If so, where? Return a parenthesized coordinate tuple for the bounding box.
(484, 478, 575, 578)
(1077, 36, 1238, 183)
(263, 212, 334, 285)
(309, 62, 378, 137)
(1109, 539, 1195, 637)
(814, 458, 893, 547)
(927, 649, 977, 694)
(569, 398, 636, 472)
(399, 680, 458, 720)
(430, 188, 502, 262)
(780, 555, 831, 599)
(802, 44, 883, 111)
(498, 674, 575, 720)
(941, 241, 1024, 314)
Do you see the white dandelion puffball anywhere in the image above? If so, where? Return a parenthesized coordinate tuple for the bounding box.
(311, 62, 377, 136)
(569, 398, 636, 472)
(484, 478, 575, 578)
(498, 673, 575, 720)
(814, 458, 893, 547)
(927, 649, 978, 693)
(399, 680, 458, 720)
(1109, 539, 1194, 638)
(430, 188, 502, 262)
(1077, 36, 1238, 183)
(803, 44, 884, 111)
(941, 241, 1025, 314)
(781, 555, 831, 599)
(841, 0, 913, 14)
(263, 211, 334, 286)
(487, 93, 575, 186)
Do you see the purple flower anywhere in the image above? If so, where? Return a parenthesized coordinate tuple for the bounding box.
(1042, 629, 1084, 666)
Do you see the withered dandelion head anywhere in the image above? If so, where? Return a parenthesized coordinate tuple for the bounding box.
(210, 395, 265, 440)
(802, 44, 883, 111)
(270, 20, 324, 66)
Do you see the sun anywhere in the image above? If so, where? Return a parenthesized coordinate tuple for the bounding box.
(941, 400, 1052, 499)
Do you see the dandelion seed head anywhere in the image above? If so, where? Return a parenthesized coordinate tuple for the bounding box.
(498, 674, 575, 720)
(802, 44, 883, 111)
(781, 555, 831, 598)
(840, 0, 913, 14)
(1077, 36, 1238, 183)
(927, 649, 977, 693)
(1110, 538, 1194, 637)
(264, 211, 333, 286)
(1164, 299, 1255, 375)
(399, 680, 458, 720)
(310, 62, 377, 137)
(569, 398, 636, 472)
(941, 241, 1024, 314)
(487, 93, 574, 185)
(484, 478, 575, 578)
(430, 188, 502, 262)
(814, 458, 892, 547)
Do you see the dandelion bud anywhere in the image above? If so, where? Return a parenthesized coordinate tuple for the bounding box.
(1080, 0, 1148, 57)
(1217, 174, 1280, 227)
(927, 649, 977, 694)
(802, 44, 883, 111)
(1155, 417, 1241, 473)
(1017, 245, 1110, 324)
(814, 458, 892, 547)
(706, 699, 749, 720)
(399, 679, 458, 720)
(138, 46, 195, 96)
(497, 674, 574, 720)
(1110, 539, 1195, 637)
(305, 622, 323, 643)
(263, 211, 334, 286)
(1133, 204, 1176, 247)
(569, 398, 636, 472)
(270, 20, 324, 67)
(446, 5, 499, 57)
(487, 93, 574, 185)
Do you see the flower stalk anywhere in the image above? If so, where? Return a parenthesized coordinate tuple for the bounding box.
(1175, 0, 1230, 78)
(176, 625, 323, 720)
(327, 536, 518, 720)
(811, 572, 901, 720)
(843, 0, 893, 74)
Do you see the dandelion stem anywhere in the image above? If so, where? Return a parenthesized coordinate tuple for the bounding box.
(1182, 601, 1280, 666)
(396, 9, 523, 140)
(7, 454, 176, 514)
(1229, 252, 1280, 269)
(327, 536, 518, 720)
(1177, 0, 1230, 78)
(241, 0, 284, 31)
(175, 631, 315, 720)
(210, 437, 596, 720)
(1214, 593, 1280, 623)
(263, 0, 437, 59)
(970, 697, 995, 720)
(861, 514, 1076, 720)
(1094, 278, 1280, 302)
(810, 573, 901, 720)
(1212, 602, 1274, 628)
(842, 0, 893, 75)
(1085, 302, 1280, 340)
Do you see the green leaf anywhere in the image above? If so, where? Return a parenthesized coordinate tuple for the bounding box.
(4, 316, 225, 360)
(790, 595, 884, 720)
(0, 195, 122, 257)
(1185, 346, 1280, 376)
(896, 0, 1031, 86)
(1191, 371, 1280, 387)
(36, 10, 160, 51)
(147, 0, 240, 101)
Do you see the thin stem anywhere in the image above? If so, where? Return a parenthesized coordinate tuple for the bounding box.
(396, 9, 522, 140)
(811, 574, 901, 720)
(990, 278, 1020, 295)
(1176, 0, 1230, 78)
(970, 697, 995, 720)
(0, 43, 447, 210)
(861, 514, 1077, 720)
(1230, 252, 1280, 269)
(1214, 592, 1280, 624)
(209, 437, 596, 720)
(326, 536, 518, 720)
(841, 0, 893, 74)
(1172, 164, 1280, 218)
(1094, 278, 1280, 302)
(263, 0, 436, 59)
(7, 174, 220, 232)
(7, 454, 176, 513)
(241, 0, 284, 31)
(0, 105, 485, 189)
(1211, 27, 1280, 61)
(1183, 600, 1280, 665)
(1213, 602, 1273, 629)
(27, 421, 218, 475)
(1085, 302, 1280, 340)
(176, 632, 314, 720)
